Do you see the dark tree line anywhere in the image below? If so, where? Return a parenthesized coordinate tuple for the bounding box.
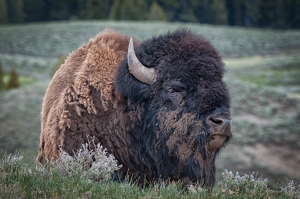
(0, 0, 299, 29)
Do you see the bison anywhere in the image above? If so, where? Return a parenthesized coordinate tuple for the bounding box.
(37, 29, 232, 187)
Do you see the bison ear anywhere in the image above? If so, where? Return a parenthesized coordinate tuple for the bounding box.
(127, 38, 157, 84)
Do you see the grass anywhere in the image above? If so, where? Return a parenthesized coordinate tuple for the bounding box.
(0, 80, 48, 158)
(1, 21, 300, 59)
(224, 54, 300, 88)
(240, 71, 300, 87)
(0, 20, 300, 198)
(0, 54, 55, 79)
(3, 74, 35, 87)
(1, 151, 298, 199)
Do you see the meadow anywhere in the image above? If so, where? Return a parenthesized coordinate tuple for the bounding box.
(0, 21, 299, 198)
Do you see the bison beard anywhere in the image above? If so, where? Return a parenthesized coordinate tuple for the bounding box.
(37, 29, 232, 188)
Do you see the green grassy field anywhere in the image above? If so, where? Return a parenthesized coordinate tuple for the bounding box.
(0, 152, 296, 198)
(0, 21, 300, 198)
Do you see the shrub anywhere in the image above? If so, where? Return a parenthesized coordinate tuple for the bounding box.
(0, 153, 23, 172)
(218, 169, 273, 196)
(6, 68, 19, 89)
(0, 153, 29, 175)
(149, 1, 166, 21)
(36, 140, 122, 182)
(280, 178, 300, 198)
(0, 61, 4, 89)
(187, 184, 209, 194)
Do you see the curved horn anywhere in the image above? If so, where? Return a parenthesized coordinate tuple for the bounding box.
(127, 38, 156, 84)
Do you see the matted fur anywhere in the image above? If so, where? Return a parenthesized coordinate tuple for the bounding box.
(37, 29, 133, 162)
(37, 29, 232, 188)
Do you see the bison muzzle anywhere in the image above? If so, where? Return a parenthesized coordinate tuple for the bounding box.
(37, 29, 232, 187)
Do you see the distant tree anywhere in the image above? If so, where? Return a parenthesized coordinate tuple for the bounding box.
(178, 0, 198, 22)
(242, 0, 260, 27)
(86, 0, 102, 19)
(1, 0, 300, 29)
(120, 0, 136, 20)
(109, 0, 122, 20)
(149, 1, 166, 21)
(6, 0, 25, 23)
(23, 0, 45, 22)
(0, 0, 8, 24)
(226, 0, 243, 26)
(71, 0, 86, 19)
(6, 68, 20, 89)
(258, 0, 275, 28)
(47, 0, 70, 20)
(110, 0, 149, 20)
(86, 0, 112, 19)
(190, 0, 210, 23)
(288, 0, 300, 29)
(67, 0, 80, 19)
(157, 0, 180, 21)
(210, 0, 228, 24)
(0, 62, 4, 89)
(272, 0, 288, 28)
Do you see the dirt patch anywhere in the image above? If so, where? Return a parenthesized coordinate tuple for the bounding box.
(243, 143, 300, 177)
(238, 113, 272, 125)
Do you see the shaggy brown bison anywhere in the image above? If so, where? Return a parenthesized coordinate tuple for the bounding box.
(37, 29, 232, 187)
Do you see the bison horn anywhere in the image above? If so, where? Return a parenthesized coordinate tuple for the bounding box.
(127, 38, 156, 84)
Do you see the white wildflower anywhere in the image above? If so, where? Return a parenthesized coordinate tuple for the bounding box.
(280, 179, 300, 198)
(35, 140, 122, 182)
(218, 169, 271, 195)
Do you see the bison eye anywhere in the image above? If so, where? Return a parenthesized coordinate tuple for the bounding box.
(167, 87, 181, 96)
(163, 81, 187, 99)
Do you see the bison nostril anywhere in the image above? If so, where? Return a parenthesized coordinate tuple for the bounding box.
(209, 116, 232, 126)
(210, 118, 223, 125)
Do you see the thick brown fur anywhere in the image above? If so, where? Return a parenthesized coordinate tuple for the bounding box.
(37, 29, 134, 162)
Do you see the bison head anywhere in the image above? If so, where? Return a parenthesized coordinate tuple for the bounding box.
(114, 29, 231, 187)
